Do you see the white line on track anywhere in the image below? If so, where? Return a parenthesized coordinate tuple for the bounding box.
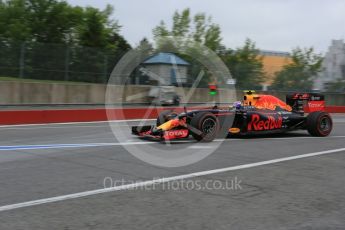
(217, 136, 345, 141)
(0, 142, 154, 151)
(0, 119, 155, 129)
(0, 136, 345, 151)
(0, 147, 344, 212)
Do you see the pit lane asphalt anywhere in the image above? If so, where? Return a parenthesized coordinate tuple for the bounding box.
(0, 115, 345, 229)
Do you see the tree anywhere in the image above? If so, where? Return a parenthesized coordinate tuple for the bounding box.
(271, 47, 323, 91)
(0, 0, 31, 41)
(151, 8, 224, 87)
(109, 32, 131, 53)
(152, 8, 223, 52)
(0, 0, 130, 50)
(172, 8, 190, 37)
(0, 0, 84, 43)
(26, 0, 78, 43)
(77, 5, 118, 49)
(152, 21, 169, 39)
(136, 37, 153, 54)
(0, 0, 131, 83)
(222, 39, 265, 89)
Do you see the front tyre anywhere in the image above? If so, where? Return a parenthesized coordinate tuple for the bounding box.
(190, 112, 219, 142)
(306, 111, 332, 137)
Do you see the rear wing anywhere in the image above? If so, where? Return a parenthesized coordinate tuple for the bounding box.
(286, 93, 325, 114)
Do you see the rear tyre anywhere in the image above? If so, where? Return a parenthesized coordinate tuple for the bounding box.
(156, 110, 177, 126)
(190, 112, 219, 142)
(306, 111, 332, 137)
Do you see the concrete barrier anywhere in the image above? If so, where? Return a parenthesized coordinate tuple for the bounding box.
(1, 81, 345, 105)
(0, 81, 237, 104)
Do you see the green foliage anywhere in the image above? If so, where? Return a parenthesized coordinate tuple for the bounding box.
(222, 39, 265, 89)
(152, 21, 169, 38)
(27, 0, 75, 43)
(77, 4, 125, 51)
(272, 47, 323, 91)
(136, 37, 154, 55)
(172, 8, 190, 37)
(0, 0, 31, 41)
(0, 0, 78, 43)
(204, 22, 221, 52)
(193, 13, 206, 43)
(0, 0, 131, 83)
(0, 0, 129, 48)
(151, 10, 265, 89)
(152, 8, 223, 52)
(151, 8, 225, 87)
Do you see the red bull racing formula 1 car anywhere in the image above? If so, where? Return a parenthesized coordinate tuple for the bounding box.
(132, 91, 333, 142)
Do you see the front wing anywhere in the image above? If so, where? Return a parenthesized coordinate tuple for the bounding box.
(132, 125, 189, 141)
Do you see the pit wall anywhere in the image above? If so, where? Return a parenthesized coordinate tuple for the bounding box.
(0, 81, 345, 105)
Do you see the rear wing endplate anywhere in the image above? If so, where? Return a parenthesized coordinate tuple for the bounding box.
(286, 93, 325, 114)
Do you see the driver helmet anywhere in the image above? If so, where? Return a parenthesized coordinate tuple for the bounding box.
(233, 101, 242, 109)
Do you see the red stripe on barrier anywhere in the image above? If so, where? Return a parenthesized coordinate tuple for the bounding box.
(0, 107, 189, 125)
(0, 106, 344, 125)
(0, 109, 105, 125)
(324, 106, 345, 113)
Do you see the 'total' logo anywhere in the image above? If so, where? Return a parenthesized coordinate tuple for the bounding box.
(163, 129, 189, 140)
(166, 130, 188, 136)
(247, 114, 282, 131)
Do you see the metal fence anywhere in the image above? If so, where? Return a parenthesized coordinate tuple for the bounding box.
(1, 40, 343, 94)
(0, 40, 126, 83)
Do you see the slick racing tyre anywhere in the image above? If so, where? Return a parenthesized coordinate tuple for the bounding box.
(306, 111, 332, 137)
(190, 112, 219, 142)
(156, 110, 178, 126)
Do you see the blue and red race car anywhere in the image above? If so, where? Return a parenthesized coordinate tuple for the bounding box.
(132, 91, 333, 142)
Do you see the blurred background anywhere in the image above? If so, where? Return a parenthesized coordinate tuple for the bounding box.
(0, 0, 345, 106)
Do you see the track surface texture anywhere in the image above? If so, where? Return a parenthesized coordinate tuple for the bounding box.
(1, 114, 345, 229)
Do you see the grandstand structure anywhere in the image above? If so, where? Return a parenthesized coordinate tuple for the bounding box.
(259, 50, 291, 88)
